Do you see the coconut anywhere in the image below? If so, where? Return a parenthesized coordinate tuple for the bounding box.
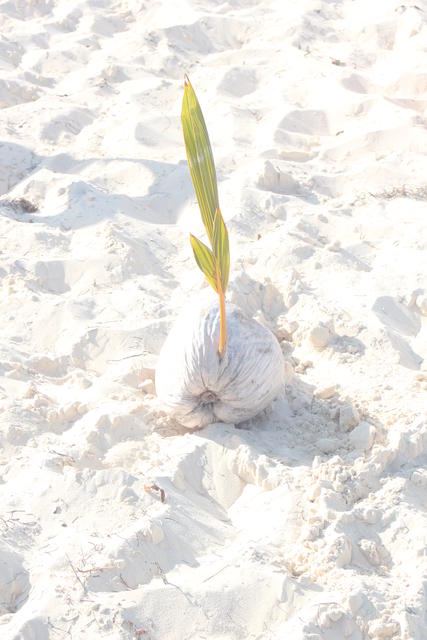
(155, 294, 284, 428)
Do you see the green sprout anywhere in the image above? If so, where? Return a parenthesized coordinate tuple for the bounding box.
(181, 77, 230, 358)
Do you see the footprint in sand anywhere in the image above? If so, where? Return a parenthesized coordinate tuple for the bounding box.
(373, 296, 421, 337)
(373, 296, 423, 370)
(341, 73, 374, 95)
(54, 8, 82, 32)
(40, 107, 95, 142)
(162, 16, 247, 55)
(0, 142, 38, 197)
(218, 66, 258, 97)
(276, 109, 330, 136)
(0, 545, 30, 616)
(2, 0, 54, 19)
(274, 109, 328, 159)
(87, 14, 129, 37)
(0, 37, 24, 69)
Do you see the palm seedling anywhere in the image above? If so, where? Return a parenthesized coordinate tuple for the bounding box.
(155, 78, 283, 429)
(181, 77, 229, 358)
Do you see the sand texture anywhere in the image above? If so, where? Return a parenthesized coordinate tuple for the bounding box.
(0, 0, 426, 638)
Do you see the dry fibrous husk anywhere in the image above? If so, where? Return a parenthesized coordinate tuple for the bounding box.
(155, 294, 284, 428)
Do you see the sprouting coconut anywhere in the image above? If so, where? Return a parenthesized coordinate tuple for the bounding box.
(155, 78, 283, 428)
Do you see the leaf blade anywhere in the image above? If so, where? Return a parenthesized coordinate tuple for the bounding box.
(189, 234, 218, 292)
(212, 207, 230, 292)
(182, 79, 219, 244)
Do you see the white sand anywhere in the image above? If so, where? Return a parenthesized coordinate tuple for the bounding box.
(0, 0, 426, 638)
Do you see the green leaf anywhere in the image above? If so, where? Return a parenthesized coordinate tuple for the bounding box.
(212, 208, 230, 292)
(190, 234, 218, 293)
(182, 78, 219, 244)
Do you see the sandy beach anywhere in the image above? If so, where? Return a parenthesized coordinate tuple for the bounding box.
(0, 0, 426, 638)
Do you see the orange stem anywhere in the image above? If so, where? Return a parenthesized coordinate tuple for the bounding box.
(215, 262, 227, 358)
